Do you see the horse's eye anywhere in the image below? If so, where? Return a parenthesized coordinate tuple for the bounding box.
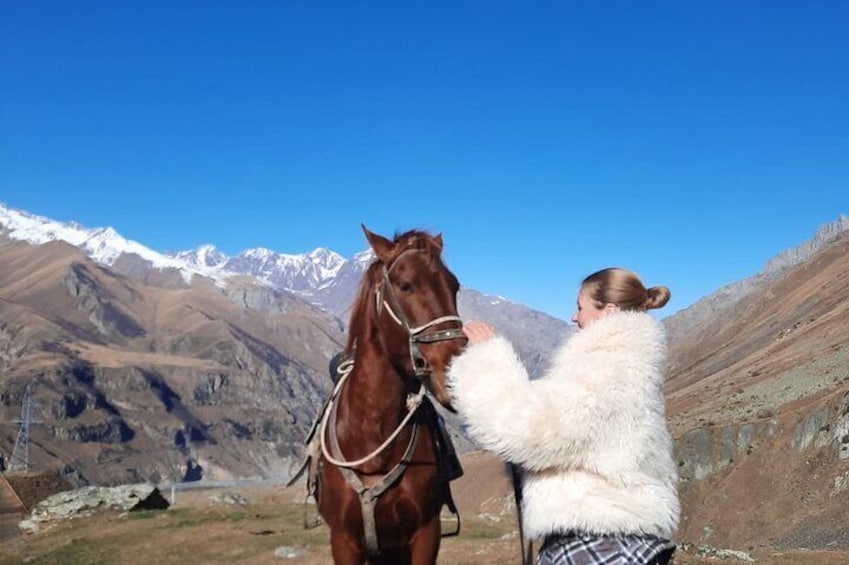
(399, 282, 414, 293)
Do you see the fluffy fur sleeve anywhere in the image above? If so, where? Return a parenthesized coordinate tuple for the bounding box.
(447, 335, 598, 471)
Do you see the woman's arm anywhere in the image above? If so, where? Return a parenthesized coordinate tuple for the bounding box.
(447, 334, 598, 471)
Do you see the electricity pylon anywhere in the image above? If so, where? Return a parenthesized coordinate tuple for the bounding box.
(10, 384, 42, 472)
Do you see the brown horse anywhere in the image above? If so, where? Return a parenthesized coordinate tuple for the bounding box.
(316, 226, 466, 564)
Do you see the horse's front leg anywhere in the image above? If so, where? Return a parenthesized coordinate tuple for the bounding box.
(329, 529, 366, 565)
(408, 512, 441, 565)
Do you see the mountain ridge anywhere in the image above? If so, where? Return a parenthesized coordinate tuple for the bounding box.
(0, 202, 549, 320)
(664, 213, 849, 346)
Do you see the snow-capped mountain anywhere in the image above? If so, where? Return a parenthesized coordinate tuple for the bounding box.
(0, 201, 569, 376)
(169, 243, 351, 295)
(0, 202, 350, 292)
(0, 204, 538, 319)
(302, 249, 375, 316)
(0, 203, 216, 284)
(171, 244, 229, 270)
(216, 246, 347, 292)
(0, 202, 377, 310)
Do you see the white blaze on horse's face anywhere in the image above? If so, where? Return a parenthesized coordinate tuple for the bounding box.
(363, 225, 466, 410)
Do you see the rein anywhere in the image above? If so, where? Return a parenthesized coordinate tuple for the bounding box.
(319, 359, 425, 469)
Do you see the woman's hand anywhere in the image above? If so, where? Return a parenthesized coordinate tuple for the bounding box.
(462, 321, 496, 345)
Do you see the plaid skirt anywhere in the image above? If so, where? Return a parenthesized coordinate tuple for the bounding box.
(537, 531, 675, 565)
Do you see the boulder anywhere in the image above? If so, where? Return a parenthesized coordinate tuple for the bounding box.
(19, 483, 169, 533)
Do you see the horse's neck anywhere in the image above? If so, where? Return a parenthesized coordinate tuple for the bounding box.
(337, 342, 414, 457)
(346, 344, 410, 423)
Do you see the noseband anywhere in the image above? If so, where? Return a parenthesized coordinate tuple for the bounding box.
(374, 248, 465, 378)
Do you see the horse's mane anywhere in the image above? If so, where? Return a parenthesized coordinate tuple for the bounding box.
(345, 230, 437, 353)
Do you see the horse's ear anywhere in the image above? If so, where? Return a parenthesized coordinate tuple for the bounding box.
(362, 224, 393, 263)
(432, 233, 444, 254)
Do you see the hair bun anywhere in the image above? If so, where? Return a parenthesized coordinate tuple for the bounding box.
(645, 286, 671, 310)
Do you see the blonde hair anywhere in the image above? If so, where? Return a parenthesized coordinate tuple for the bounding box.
(581, 268, 670, 312)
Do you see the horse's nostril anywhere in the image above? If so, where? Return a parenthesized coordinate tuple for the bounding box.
(414, 358, 427, 369)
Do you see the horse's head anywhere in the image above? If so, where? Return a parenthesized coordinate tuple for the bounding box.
(348, 226, 466, 410)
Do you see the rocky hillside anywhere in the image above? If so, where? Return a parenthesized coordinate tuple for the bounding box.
(0, 238, 343, 486)
(666, 228, 849, 550)
(0, 206, 568, 487)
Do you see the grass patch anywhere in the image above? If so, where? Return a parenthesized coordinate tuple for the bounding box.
(126, 509, 166, 521)
(149, 507, 256, 529)
(22, 538, 111, 565)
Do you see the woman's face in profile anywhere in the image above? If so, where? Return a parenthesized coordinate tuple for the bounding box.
(571, 289, 605, 330)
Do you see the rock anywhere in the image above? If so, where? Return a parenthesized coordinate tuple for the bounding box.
(792, 408, 832, 451)
(833, 391, 849, 460)
(830, 472, 849, 498)
(674, 417, 787, 487)
(274, 546, 306, 559)
(18, 519, 38, 534)
(19, 484, 169, 532)
(676, 427, 714, 481)
(56, 419, 134, 443)
(679, 542, 754, 562)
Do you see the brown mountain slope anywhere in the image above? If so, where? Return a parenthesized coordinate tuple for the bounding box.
(0, 239, 344, 485)
(666, 232, 849, 549)
(667, 232, 849, 428)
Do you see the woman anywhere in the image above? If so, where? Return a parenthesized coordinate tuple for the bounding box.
(447, 268, 679, 565)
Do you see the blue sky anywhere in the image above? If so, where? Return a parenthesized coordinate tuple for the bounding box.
(2, 2, 847, 321)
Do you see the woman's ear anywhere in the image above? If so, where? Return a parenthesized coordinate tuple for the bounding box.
(603, 303, 620, 315)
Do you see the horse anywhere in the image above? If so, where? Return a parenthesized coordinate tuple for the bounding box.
(315, 226, 467, 565)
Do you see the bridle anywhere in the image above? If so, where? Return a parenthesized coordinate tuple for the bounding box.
(374, 248, 466, 378)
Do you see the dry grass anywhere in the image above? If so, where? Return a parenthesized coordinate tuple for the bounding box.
(0, 485, 845, 564)
(0, 489, 518, 565)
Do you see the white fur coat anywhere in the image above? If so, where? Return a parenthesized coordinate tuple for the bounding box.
(447, 311, 679, 539)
